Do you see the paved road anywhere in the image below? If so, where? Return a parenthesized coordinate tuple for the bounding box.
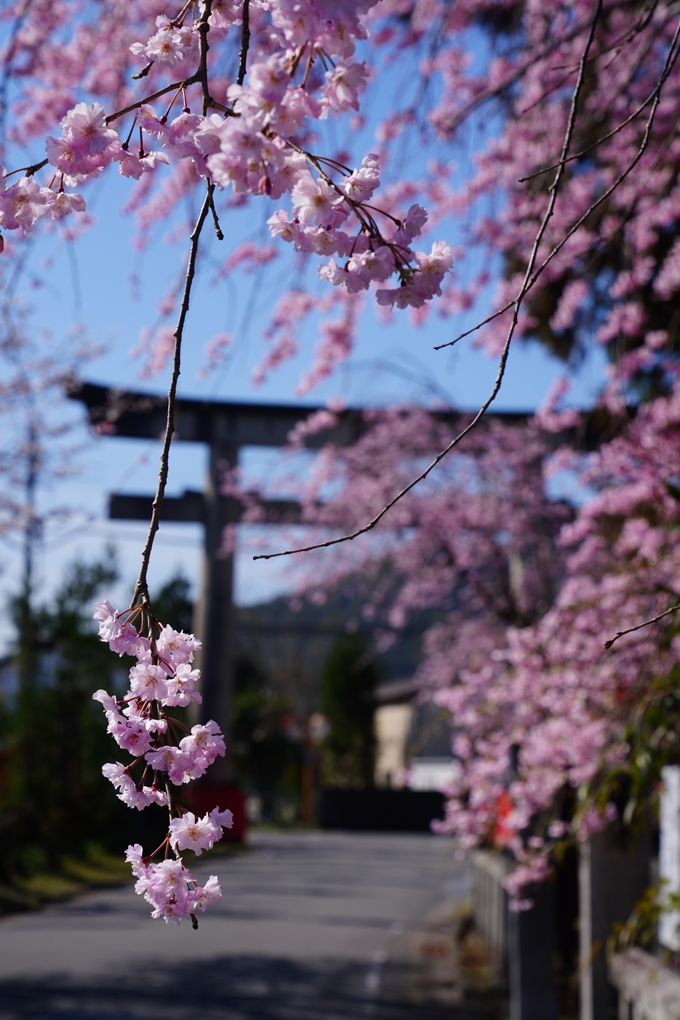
(0, 832, 470, 1020)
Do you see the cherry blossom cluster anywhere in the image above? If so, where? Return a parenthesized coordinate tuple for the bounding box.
(237, 387, 680, 897)
(129, 14, 198, 68)
(92, 599, 232, 926)
(269, 163, 451, 308)
(235, 0, 680, 897)
(2, 0, 679, 380)
(0, 101, 171, 237)
(0, 0, 452, 315)
(126, 842, 223, 923)
(0, 170, 85, 235)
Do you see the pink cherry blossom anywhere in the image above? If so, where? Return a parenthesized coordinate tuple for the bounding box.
(93, 600, 123, 643)
(59, 102, 118, 157)
(179, 720, 226, 770)
(191, 875, 223, 912)
(117, 149, 169, 180)
(0, 177, 48, 232)
(128, 662, 169, 702)
(169, 807, 233, 856)
(44, 190, 86, 219)
(102, 763, 167, 811)
(163, 663, 202, 708)
(144, 745, 193, 785)
(291, 173, 347, 228)
(157, 625, 201, 667)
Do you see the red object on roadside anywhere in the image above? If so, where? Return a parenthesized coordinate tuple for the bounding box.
(494, 789, 514, 846)
(188, 785, 247, 843)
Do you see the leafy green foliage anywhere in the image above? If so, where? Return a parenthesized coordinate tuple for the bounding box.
(231, 655, 302, 822)
(151, 573, 194, 633)
(319, 634, 380, 789)
(0, 552, 165, 880)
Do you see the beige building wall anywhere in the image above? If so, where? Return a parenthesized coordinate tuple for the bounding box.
(374, 703, 414, 787)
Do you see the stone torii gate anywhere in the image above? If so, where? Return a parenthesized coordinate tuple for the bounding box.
(68, 380, 619, 777)
(68, 381, 368, 777)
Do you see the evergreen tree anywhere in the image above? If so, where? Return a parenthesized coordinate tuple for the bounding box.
(319, 635, 379, 789)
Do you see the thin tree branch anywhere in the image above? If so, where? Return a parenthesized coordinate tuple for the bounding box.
(523, 17, 680, 298)
(518, 46, 677, 184)
(129, 0, 221, 605)
(195, 0, 213, 115)
(3, 157, 49, 179)
(237, 0, 250, 86)
(106, 78, 199, 125)
(132, 188, 212, 604)
(207, 181, 224, 239)
(435, 14, 680, 354)
(433, 298, 515, 351)
(604, 603, 680, 650)
(253, 2, 603, 563)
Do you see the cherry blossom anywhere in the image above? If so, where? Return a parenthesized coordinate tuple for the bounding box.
(0, 177, 49, 233)
(131, 855, 222, 924)
(169, 807, 234, 855)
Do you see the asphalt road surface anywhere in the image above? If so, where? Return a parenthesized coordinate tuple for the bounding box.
(0, 831, 470, 1020)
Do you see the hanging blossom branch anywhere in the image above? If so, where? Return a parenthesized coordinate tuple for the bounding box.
(253, 0, 603, 562)
(90, 191, 231, 928)
(132, 191, 213, 608)
(89, 0, 239, 930)
(91, 265, 234, 928)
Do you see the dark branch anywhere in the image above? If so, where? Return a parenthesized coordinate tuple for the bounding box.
(106, 77, 199, 125)
(519, 56, 677, 184)
(435, 12, 680, 354)
(206, 181, 224, 240)
(604, 603, 680, 650)
(237, 0, 251, 86)
(132, 187, 213, 604)
(434, 298, 514, 351)
(3, 157, 49, 179)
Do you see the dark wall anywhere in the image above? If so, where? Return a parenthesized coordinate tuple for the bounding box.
(319, 788, 445, 832)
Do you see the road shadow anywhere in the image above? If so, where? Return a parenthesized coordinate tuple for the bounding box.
(0, 953, 493, 1020)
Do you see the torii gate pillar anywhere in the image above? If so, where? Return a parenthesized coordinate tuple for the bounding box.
(192, 443, 238, 782)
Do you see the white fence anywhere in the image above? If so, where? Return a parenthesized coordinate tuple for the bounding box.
(470, 850, 510, 975)
(610, 948, 680, 1020)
